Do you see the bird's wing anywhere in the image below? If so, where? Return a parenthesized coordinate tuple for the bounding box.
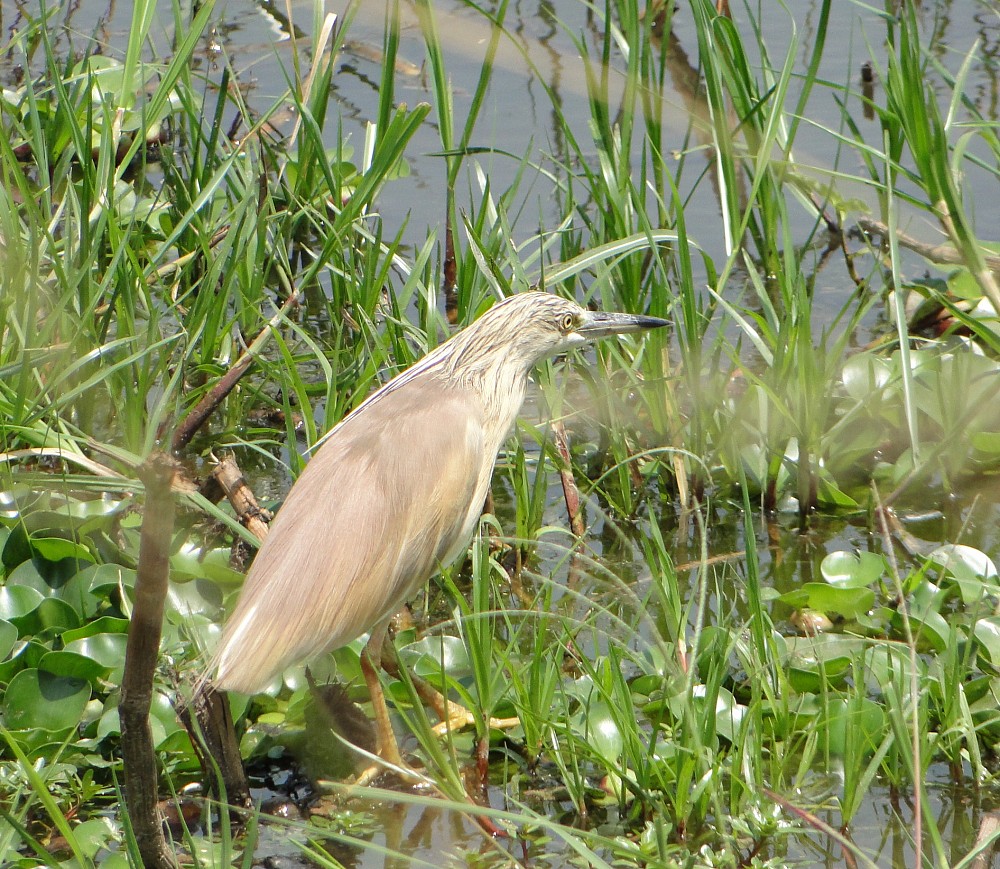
(211, 379, 489, 693)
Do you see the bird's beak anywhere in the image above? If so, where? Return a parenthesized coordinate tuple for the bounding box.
(577, 309, 670, 340)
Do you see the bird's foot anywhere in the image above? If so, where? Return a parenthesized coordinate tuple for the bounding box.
(352, 758, 426, 788)
(430, 700, 521, 736)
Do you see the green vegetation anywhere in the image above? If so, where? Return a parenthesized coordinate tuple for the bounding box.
(2, 0, 1000, 865)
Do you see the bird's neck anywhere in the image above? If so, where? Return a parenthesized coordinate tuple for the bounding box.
(466, 360, 529, 441)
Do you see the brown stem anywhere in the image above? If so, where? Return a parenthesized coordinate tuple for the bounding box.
(169, 291, 301, 454)
(120, 453, 179, 869)
(176, 685, 252, 810)
(443, 194, 458, 324)
(857, 216, 1000, 273)
(181, 455, 262, 808)
(551, 420, 586, 587)
(551, 421, 585, 539)
(212, 454, 271, 542)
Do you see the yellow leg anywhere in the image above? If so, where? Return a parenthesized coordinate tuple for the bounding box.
(378, 633, 520, 736)
(358, 622, 405, 769)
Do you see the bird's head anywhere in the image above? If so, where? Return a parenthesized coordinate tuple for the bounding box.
(457, 292, 669, 371)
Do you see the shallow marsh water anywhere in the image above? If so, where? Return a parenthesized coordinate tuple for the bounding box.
(4, 0, 1000, 867)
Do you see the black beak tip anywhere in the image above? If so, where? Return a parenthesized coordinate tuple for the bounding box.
(638, 314, 670, 330)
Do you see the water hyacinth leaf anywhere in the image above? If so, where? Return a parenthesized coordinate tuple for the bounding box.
(659, 683, 745, 744)
(823, 698, 886, 758)
(1, 523, 32, 569)
(33, 597, 82, 633)
(821, 551, 886, 588)
(61, 616, 130, 643)
(282, 653, 339, 693)
(778, 583, 875, 619)
(574, 698, 623, 762)
(815, 475, 859, 510)
(0, 485, 29, 518)
(165, 578, 224, 619)
(64, 633, 128, 673)
(4, 668, 91, 731)
(85, 564, 137, 597)
(842, 353, 892, 402)
(6, 563, 102, 617)
(69, 817, 117, 860)
(37, 649, 109, 683)
(972, 431, 1000, 461)
(708, 686, 746, 743)
(973, 618, 1000, 667)
(927, 544, 999, 604)
(0, 620, 15, 659)
(968, 677, 1000, 739)
(157, 728, 196, 756)
(0, 639, 34, 682)
(784, 635, 858, 692)
(30, 536, 95, 564)
(893, 578, 951, 650)
(0, 584, 45, 631)
(7, 555, 87, 596)
(890, 607, 950, 652)
(170, 543, 244, 586)
(400, 635, 472, 678)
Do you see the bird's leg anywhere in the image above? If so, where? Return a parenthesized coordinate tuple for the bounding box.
(378, 633, 520, 735)
(378, 632, 469, 726)
(359, 622, 406, 769)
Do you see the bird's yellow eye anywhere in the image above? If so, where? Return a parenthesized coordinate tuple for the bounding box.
(560, 313, 576, 332)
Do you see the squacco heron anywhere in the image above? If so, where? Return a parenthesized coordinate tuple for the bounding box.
(211, 291, 666, 767)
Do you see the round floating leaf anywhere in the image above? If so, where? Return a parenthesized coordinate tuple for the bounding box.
(0, 585, 44, 631)
(862, 644, 923, 692)
(974, 618, 1000, 667)
(85, 563, 137, 597)
(5, 558, 48, 591)
(8, 556, 100, 615)
(4, 668, 91, 731)
(928, 544, 999, 605)
(1, 523, 32, 570)
(38, 650, 108, 683)
(97, 697, 121, 740)
(282, 652, 339, 694)
(824, 698, 887, 758)
(972, 431, 1000, 460)
(165, 578, 223, 619)
(70, 817, 116, 860)
(784, 635, 858, 692)
(0, 619, 16, 660)
(64, 633, 128, 682)
(842, 353, 892, 402)
(170, 543, 243, 586)
(62, 616, 129, 644)
(0, 485, 29, 519)
(821, 551, 886, 588)
(890, 608, 950, 653)
(96, 689, 182, 747)
(709, 686, 746, 743)
(400, 635, 472, 678)
(578, 699, 623, 762)
(34, 597, 81, 633)
(779, 583, 875, 620)
(97, 844, 131, 867)
(0, 639, 33, 682)
(30, 536, 94, 564)
(53, 571, 101, 618)
(815, 474, 859, 510)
